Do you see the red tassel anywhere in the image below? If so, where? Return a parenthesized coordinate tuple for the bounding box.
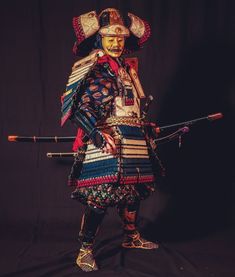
(97, 55, 119, 76)
(72, 128, 85, 151)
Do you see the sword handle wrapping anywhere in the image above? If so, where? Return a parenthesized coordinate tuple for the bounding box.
(47, 152, 78, 158)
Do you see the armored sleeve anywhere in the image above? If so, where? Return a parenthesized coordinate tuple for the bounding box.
(71, 65, 116, 148)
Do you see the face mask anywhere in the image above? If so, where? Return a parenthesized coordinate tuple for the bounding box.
(101, 36, 125, 58)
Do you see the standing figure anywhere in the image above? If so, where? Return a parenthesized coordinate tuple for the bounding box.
(61, 8, 158, 272)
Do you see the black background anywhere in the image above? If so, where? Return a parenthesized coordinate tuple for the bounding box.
(0, 0, 234, 276)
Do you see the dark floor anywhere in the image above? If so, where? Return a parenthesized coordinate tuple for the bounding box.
(1, 206, 235, 277)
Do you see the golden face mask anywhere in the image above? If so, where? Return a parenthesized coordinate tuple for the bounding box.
(101, 36, 125, 58)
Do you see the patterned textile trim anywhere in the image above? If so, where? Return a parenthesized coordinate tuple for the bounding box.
(71, 181, 155, 209)
(75, 174, 154, 187)
(77, 174, 118, 187)
(97, 116, 142, 127)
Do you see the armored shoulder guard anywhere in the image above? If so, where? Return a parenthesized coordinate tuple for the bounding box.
(61, 49, 105, 126)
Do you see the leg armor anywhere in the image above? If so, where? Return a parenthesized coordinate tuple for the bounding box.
(76, 206, 106, 272)
(118, 201, 159, 250)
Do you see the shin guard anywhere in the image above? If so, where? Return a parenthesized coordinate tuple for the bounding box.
(76, 206, 106, 271)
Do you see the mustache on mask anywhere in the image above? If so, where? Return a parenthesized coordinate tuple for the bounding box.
(107, 48, 122, 53)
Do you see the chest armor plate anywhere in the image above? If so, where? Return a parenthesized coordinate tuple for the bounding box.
(113, 67, 141, 117)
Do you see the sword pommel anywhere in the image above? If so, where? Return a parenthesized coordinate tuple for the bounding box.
(207, 113, 223, 121)
(8, 135, 18, 142)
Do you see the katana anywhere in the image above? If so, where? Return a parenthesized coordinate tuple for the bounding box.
(47, 152, 78, 158)
(155, 112, 223, 132)
(8, 112, 223, 155)
(8, 135, 76, 143)
(155, 126, 190, 145)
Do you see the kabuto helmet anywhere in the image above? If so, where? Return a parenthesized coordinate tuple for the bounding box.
(72, 8, 151, 56)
